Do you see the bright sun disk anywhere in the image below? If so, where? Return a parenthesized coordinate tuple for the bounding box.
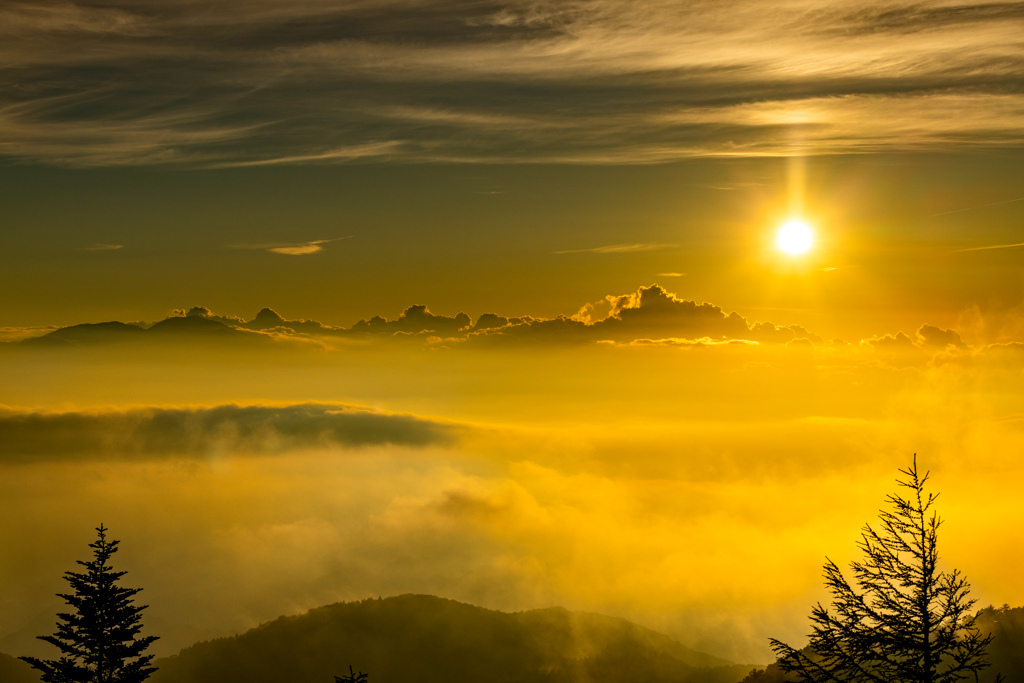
(777, 219, 814, 254)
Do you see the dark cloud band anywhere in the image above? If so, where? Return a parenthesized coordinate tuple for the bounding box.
(5, 285, 830, 348)
(0, 403, 455, 461)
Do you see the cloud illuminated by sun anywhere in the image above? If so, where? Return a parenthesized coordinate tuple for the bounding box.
(776, 219, 814, 255)
(229, 237, 350, 255)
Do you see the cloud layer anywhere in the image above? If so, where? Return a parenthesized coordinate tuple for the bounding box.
(10, 284, 832, 349)
(14, 284, 1002, 356)
(0, 403, 455, 461)
(4, 284, 1024, 664)
(3, 0, 1024, 166)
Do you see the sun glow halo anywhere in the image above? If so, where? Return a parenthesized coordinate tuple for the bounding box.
(776, 219, 814, 255)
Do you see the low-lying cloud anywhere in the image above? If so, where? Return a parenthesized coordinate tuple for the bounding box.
(0, 403, 456, 462)
(4, 288, 1024, 665)
(13, 284, 998, 357)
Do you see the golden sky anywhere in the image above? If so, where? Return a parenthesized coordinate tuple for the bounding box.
(2, 0, 1024, 668)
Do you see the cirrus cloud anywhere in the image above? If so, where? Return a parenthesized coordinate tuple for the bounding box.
(2, 0, 1024, 166)
(229, 237, 350, 255)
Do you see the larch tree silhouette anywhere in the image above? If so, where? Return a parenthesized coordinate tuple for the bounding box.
(770, 457, 1000, 683)
(20, 524, 158, 683)
(334, 665, 368, 682)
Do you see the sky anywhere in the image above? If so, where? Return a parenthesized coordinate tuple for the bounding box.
(2, 0, 1024, 667)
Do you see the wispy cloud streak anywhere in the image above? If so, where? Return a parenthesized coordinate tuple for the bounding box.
(230, 237, 349, 255)
(930, 195, 1024, 218)
(957, 241, 1024, 252)
(556, 243, 678, 254)
(2, 0, 1024, 166)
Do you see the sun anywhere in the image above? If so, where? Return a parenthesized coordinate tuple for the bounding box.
(776, 219, 814, 254)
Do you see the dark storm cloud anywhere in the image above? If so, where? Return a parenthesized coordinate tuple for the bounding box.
(0, 402, 455, 462)
(2, 0, 1024, 165)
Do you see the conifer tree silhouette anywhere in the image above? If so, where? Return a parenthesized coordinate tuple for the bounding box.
(770, 457, 1000, 683)
(20, 524, 158, 683)
(334, 664, 368, 682)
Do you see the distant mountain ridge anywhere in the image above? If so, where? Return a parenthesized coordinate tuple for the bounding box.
(147, 316, 244, 336)
(24, 320, 146, 345)
(150, 594, 754, 683)
(22, 315, 255, 347)
(5, 598, 1022, 683)
(12, 284, 834, 349)
(0, 650, 36, 683)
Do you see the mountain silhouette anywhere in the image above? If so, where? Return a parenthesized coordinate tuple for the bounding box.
(146, 316, 243, 336)
(25, 321, 146, 346)
(5, 598, 1024, 683)
(251, 308, 286, 327)
(150, 594, 753, 683)
(977, 604, 1024, 682)
(17, 315, 275, 349)
(0, 650, 35, 683)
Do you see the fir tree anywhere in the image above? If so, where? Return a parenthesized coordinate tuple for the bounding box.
(770, 457, 999, 683)
(20, 524, 158, 683)
(334, 664, 368, 682)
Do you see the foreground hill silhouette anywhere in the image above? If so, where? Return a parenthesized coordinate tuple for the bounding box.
(0, 650, 35, 683)
(150, 594, 753, 683)
(5, 600, 1023, 683)
(977, 604, 1024, 682)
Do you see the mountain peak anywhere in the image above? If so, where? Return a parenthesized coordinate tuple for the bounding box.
(148, 316, 239, 335)
(253, 308, 284, 324)
(152, 594, 750, 683)
(26, 321, 145, 345)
